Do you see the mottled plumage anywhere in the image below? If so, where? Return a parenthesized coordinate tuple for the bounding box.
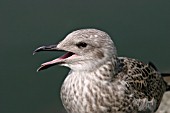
(34, 29, 169, 113)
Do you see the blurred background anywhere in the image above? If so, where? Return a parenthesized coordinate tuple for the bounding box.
(0, 0, 170, 113)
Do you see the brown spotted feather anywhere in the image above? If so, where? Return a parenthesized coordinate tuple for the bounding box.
(117, 57, 167, 112)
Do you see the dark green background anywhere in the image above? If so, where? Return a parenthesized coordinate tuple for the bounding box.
(1, 0, 170, 113)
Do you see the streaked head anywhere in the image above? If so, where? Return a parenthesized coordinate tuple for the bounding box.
(34, 29, 117, 71)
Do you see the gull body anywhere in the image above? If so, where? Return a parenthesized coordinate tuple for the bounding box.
(34, 29, 168, 113)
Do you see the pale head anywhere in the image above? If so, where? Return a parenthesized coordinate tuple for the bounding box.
(34, 29, 117, 72)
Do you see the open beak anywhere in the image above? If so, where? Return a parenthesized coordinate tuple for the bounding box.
(33, 44, 76, 72)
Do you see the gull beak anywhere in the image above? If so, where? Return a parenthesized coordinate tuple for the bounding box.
(33, 44, 58, 55)
(33, 44, 76, 72)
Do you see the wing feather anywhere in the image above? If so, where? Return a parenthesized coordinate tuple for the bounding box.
(117, 57, 166, 112)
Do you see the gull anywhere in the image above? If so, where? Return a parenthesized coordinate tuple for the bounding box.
(33, 29, 170, 113)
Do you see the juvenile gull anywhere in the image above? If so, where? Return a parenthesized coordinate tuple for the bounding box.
(34, 29, 170, 113)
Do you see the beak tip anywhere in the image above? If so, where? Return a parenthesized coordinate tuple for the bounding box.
(33, 52, 36, 55)
(33, 49, 38, 55)
(33, 48, 40, 55)
(37, 66, 42, 72)
(36, 70, 39, 72)
(33, 46, 44, 55)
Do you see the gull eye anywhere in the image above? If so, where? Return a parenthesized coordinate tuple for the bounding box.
(76, 42, 87, 48)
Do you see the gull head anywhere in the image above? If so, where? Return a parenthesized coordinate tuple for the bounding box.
(34, 29, 117, 72)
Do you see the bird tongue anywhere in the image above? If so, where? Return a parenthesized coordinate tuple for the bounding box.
(37, 52, 75, 71)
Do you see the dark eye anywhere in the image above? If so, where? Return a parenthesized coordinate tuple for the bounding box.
(76, 42, 87, 48)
